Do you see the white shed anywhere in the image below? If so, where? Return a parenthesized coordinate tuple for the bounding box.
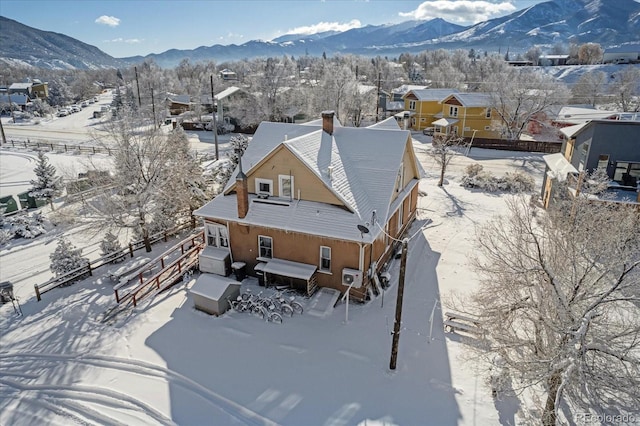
(189, 273, 241, 316)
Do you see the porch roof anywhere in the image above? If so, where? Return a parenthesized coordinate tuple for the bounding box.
(263, 258, 317, 281)
(432, 117, 459, 127)
(543, 153, 578, 181)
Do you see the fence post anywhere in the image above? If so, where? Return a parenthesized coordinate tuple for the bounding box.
(92, 147, 96, 154)
(87, 261, 93, 277)
(64, 144, 67, 152)
(163, 231, 168, 242)
(115, 288, 120, 303)
(34, 284, 41, 302)
(129, 243, 134, 258)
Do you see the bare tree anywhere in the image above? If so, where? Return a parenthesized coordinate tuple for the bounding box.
(571, 71, 607, 106)
(577, 42, 603, 65)
(428, 133, 465, 186)
(609, 66, 640, 112)
(484, 69, 569, 140)
(466, 195, 640, 425)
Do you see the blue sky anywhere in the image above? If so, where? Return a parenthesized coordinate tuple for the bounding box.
(3, 0, 549, 58)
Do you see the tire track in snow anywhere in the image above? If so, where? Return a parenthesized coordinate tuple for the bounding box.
(0, 352, 279, 426)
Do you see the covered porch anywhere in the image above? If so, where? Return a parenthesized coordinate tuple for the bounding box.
(260, 258, 319, 297)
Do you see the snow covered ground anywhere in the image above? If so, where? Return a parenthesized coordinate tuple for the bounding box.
(1, 118, 546, 425)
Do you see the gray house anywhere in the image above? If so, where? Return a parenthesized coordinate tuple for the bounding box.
(541, 120, 640, 207)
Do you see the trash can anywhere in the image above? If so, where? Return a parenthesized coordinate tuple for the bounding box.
(254, 262, 267, 286)
(0, 281, 14, 303)
(231, 262, 247, 281)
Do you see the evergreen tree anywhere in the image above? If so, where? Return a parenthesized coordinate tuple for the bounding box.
(29, 151, 62, 210)
(49, 237, 89, 278)
(100, 231, 123, 263)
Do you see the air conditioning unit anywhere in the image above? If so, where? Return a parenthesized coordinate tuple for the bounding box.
(342, 268, 363, 288)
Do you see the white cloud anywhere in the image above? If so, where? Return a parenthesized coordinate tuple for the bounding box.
(399, 1, 517, 24)
(287, 19, 362, 35)
(95, 15, 120, 27)
(104, 38, 142, 44)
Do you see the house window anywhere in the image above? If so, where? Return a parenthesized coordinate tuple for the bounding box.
(485, 108, 491, 118)
(597, 154, 609, 170)
(449, 106, 458, 117)
(614, 161, 640, 184)
(484, 126, 491, 131)
(278, 175, 294, 198)
(319, 246, 331, 272)
(206, 223, 228, 248)
(397, 201, 404, 233)
(409, 100, 416, 110)
(255, 178, 273, 196)
(395, 163, 404, 192)
(258, 235, 273, 259)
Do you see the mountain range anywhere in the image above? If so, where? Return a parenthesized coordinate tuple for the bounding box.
(1, 0, 639, 69)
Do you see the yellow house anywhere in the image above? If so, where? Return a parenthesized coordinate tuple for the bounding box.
(433, 93, 500, 139)
(402, 89, 458, 131)
(195, 112, 421, 301)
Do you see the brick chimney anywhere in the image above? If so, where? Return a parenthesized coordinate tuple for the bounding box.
(236, 155, 249, 219)
(322, 110, 335, 135)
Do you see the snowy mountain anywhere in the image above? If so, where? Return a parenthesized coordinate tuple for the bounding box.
(1, 0, 639, 69)
(0, 16, 124, 70)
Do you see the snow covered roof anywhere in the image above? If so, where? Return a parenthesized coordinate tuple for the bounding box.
(0, 94, 29, 105)
(262, 258, 317, 280)
(554, 106, 618, 125)
(196, 117, 419, 244)
(9, 82, 32, 90)
(166, 95, 191, 105)
(543, 153, 578, 181)
(432, 117, 459, 127)
(189, 273, 241, 300)
(392, 85, 428, 95)
(559, 122, 589, 139)
(445, 92, 492, 107)
(368, 117, 402, 130)
(216, 86, 243, 100)
(405, 88, 458, 101)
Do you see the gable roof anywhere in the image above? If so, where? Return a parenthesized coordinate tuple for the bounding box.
(443, 92, 492, 107)
(216, 86, 244, 100)
(197, 118, 419, 243)
(404, 88, 458, 101)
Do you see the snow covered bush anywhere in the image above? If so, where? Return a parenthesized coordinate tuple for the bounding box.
(461, 165, 534, 193)
(8, 212, 47, 239)
(100, 231, 124, 263)
(0, 228, 13, 246)
(50, 237, 89, 279)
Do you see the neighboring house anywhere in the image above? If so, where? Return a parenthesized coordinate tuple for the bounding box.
(194, 111, 421, 300)
(541, 120, 640, 207)
(0, 93, 30, 111)
(433, 92, 499, 139)
(402, 88, 458, 132)
(219, 69, 238, 81)
(602, 45, 640, 64)
(537, 55, 569, 66)
(8, 82, 33, 98)
(551, 106, 620, 128)
(31, 79, 49, 99)
(165, 94, 191, 115)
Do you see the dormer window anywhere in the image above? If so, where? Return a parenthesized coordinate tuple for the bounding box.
(255, 178, 273, 196)
(449, 106, 458, 117)
(409, 100, 416, 110)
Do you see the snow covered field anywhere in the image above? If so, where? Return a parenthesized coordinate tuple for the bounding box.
(1, 116, 546, 425)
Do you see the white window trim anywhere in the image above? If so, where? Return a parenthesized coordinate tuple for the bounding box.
(278, 174, 294, 198)
(319, 246, 331, 273)
(485, 108, 491, 118)
(397, 201, 404, 233)
(449, 106, 458, 117)
(484, 126, 491, 130)
(258, 235, 273, 259)
(255, 178, 273, 196)
(396, 163, 404, 193)
(206, 223, 229, 248)
(409, 100, 416, 110)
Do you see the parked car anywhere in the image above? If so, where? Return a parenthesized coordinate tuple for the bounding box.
(70, 105, 81, 113)
(57, 109, 69, 117)
(422, 127, 435, 136)
(81, 101, 89, 107)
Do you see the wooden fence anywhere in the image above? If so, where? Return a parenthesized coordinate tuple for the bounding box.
(3, 138, 216, 161)
(34, 223, 195, 301)
(466, 137, 562, 153)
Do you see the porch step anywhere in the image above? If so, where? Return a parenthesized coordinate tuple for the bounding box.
(307, 288, 341, 318)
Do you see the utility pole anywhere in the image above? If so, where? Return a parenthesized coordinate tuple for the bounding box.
(389, 238, 409, 370)
(0, 116, 6, 146)
(7, 90, 16, 123)
(210, 75, 219, 160)
(134, 66, 142, 107)
(150, 86, 157, 127)
(376, 72, 381, 123)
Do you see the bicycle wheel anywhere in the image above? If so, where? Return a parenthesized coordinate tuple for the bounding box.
(290, 301, 303, 315)
(268, 312, 283, 323)
(280, 304, 294, 317)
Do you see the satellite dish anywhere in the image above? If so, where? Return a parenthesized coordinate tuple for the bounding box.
(357, 224, 370, 234)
